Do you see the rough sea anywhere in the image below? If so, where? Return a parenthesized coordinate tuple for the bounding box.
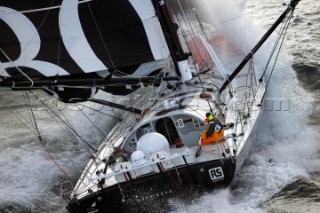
(0, 0, 319, 212)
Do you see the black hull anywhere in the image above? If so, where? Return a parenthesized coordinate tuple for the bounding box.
(67, 158, 235, 213)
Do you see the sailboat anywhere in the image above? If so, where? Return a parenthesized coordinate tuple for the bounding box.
(0, 0, 300, 212)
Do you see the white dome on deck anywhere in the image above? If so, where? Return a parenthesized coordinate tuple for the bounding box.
(131, 150, 146, 167)
(136, 132, 170, 157)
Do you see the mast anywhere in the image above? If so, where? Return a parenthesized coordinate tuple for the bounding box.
(218, 0, 300, 93)
(152, 0, 191, 79)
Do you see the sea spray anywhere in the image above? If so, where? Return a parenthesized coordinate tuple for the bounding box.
(172, 0, 320, 212)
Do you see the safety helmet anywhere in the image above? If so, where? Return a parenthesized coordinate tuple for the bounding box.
(205, 112, 214, 121)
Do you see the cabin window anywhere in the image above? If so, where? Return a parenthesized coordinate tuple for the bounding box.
(176, 118, 184, 128)
(155, 117, 180, 145)
(173, 115, 195, 135)
(121, 132, 137, 153)
(136, 124, 153, 140)
(193, 118, 205, 129)
(129, 138, 137, 148)
(174, 115, 204, 135)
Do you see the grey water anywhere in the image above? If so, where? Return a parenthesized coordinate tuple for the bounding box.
(1, 0, 320, 213)
(171, 0, 320, 212)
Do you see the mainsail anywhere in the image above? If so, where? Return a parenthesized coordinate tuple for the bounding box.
(0, 0, 181, 100)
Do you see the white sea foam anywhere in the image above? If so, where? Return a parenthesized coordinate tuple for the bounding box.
(172, 0, 320, 212)
(0, 89, 116, 212)
(170, 189, 265, 213)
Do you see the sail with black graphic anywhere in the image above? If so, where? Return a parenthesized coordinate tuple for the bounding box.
(0, 0, 192, 102)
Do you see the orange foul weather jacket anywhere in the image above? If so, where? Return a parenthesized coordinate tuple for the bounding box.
(201, 121, 224, 145)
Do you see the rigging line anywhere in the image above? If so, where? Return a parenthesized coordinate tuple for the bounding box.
(86, 1, 117, 71)
(0, 49, 34, 87)
(23, 90, 72, 193)
(22, 91, 36, 129)
(68, 157, 86, 174)
(28, 0, 60, 76)
(25, 91, 40, 136)
(75, 104, 107, 137)
(138, 86, 152, 109)
(12, 107, 77, 181)
(22, 0, 55, 49)
(260, 10, 294, 104)
(13, 113, 80, 177)
(1, 1, 57, 81)
(13, 107, 80, 176)
(112, 69, 132, 77)
(20, 0, 93, 13)
(27, 94, 94, 156)
(175, 1, 205, 65)
(245, 60, 257, 105)
(57, 107, 97, 153)
(212, 12, 251, 28)
(55, 103, 106, 151)
(113, 64, 168, 77)
(76, 103, 121, 121)
(258, 13, 293, 81)
(175, 1, 213, 112)
(40, 138, 72, 193)
(28, 91, 96, 154)
(252, 10, 293, 102)
(12, 109, 38, 137)
(169, 11, 251, 40)
(150, 72, 187, 108)
(132, 80, 160, 111)
(151, 78, 163, 105)
(96, 95, 118, 126)
(57, 33, 62, 73)
(171, 22, 221, 41)
(58, 109, 79, 131)
(180, 6, 221, 84)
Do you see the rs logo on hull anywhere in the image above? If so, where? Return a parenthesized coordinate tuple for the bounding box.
(208, 167, 224, 182)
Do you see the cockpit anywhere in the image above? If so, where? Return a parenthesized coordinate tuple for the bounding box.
(121, 113, 206, 154)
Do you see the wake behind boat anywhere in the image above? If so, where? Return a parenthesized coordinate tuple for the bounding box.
(0, 0, 300, 212)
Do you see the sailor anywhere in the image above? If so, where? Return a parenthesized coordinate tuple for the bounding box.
(204, 112, 214, 123)
(200, 115, 224, 145)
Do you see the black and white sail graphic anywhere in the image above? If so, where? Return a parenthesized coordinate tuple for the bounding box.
(0, 0, 170, 97)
